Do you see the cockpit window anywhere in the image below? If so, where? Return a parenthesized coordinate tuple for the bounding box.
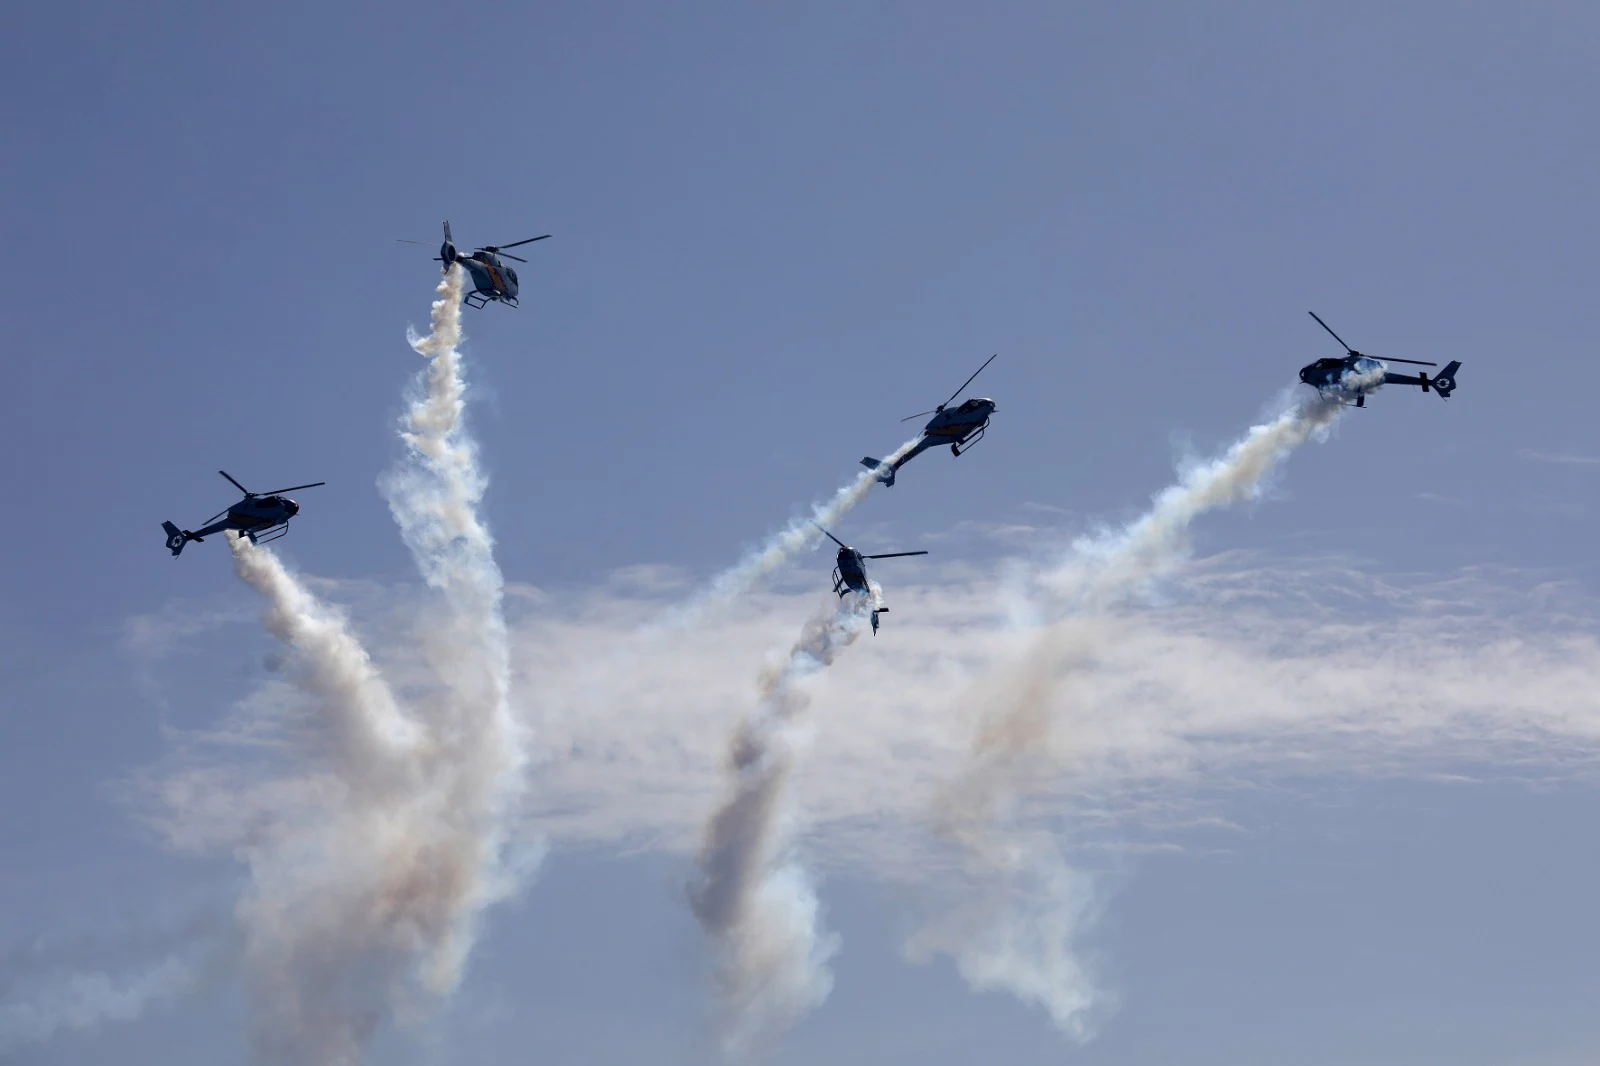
(506, 267, 518, 283)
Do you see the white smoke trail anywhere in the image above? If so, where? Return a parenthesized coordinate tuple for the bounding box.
(183, 267, 527, 1063)
(1343, 358, 1387, 392)
(905, 826, 1106, 1039)
(1053, 392, 1345, 607)
(689, 595, 872, 1055)
(378, 263, 531, 993)
(225, 533, 440, 1063)
(0, 910, 228, 1053)
(661, 437, 923, 629)
(0, 956, 197, 1051)
(922, 391, 1346, 1034)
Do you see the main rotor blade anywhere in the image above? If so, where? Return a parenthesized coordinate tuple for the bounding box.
(940, 353, 998, 410)
(1378, 356, 1438, 366)
(259, 481, 326, 495)
(499, 253, 528, 263)
(498, 235, 551, 249)
(396, 239, 428, 244)
(218, 470, 250, 495)
(899, 409, 937, 422)
(1307, 311, 1355, 354)
(810, 521, 847, 549)
(203, 509, 229, 525)
(864, 551, 929, 559)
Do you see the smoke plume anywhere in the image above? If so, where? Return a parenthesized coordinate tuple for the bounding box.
(225, 533, 435, 1063)
(379, 263, 532, 994)
(923, 392, 1345, 1034)
(0, 955, 198, 1051)
(689, 594, 872, 1054)
(1054, 392, 1344, 607)
(150, 267, 529, 1064)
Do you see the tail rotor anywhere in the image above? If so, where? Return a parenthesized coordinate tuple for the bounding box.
(439, 219, 458, 267)
(1430, 360, 1461, 398)
(162, 521, 193, 558)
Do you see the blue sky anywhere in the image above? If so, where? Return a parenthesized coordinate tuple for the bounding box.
(3, 2, 1600, 1063)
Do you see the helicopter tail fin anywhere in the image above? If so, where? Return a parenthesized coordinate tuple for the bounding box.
(1429, 361, 1461, 399)
(860, 457, 896, 486)
(439, 219, 458, 267)
(162, 521, 191, 557)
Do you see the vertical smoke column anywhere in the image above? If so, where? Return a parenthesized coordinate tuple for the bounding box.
(379, 264, 530, 994)
(226, 533, 429, 1064)
(689, 595, 871, 1054)
(921, 393, 1346, 1035)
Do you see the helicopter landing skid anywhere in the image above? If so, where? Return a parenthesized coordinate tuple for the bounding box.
(245, 523, 290, 546)
(951, 421, 989, 457)
(463, 291, 517, 310)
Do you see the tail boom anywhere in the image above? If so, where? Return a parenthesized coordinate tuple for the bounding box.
(1383, 360, 1460, 399)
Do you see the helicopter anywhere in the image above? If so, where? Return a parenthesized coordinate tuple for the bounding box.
(812, 523, 928, 634)
(861, 354, 998, 486)
(1300, 311, 1461, 408)
(399, 220, 549, 309)
(162, 471, 325, 557)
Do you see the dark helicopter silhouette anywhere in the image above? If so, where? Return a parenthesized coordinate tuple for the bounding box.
(813, 523, 928, 634)
(399, 220, 549, 309)
(162, 471, 325, 557)
(862, 354, 998, 486)
(1300, 312, 1460, 408)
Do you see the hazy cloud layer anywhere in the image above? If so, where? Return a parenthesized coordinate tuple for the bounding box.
(515, 555, 1600, 863)
(123, 540, 1600, 1052)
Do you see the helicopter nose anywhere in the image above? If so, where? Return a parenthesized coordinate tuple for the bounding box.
(286, 500, 300, 515)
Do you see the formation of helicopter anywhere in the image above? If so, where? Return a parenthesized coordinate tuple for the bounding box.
(160, 225, 1466, 633)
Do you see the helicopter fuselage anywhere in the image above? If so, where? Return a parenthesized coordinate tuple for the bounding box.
(1298, 312, 1461, 407)
(440, 239, 520, 308)
(227, 495, 300, 529)
(830, 547, 884, 633)
(923, 398, 996, 440)
(458, 253, 519, 307)
(164, 473, 321, 557)
(883, 398, 998, 473)
(860, 354, 998, 486)
(1299, 354, 1386, 395)
(831, 547, 872, 596)
(812, 524, 927, 635)
(1298, 353, 1461, 405)
(181, 496, 301, 544)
